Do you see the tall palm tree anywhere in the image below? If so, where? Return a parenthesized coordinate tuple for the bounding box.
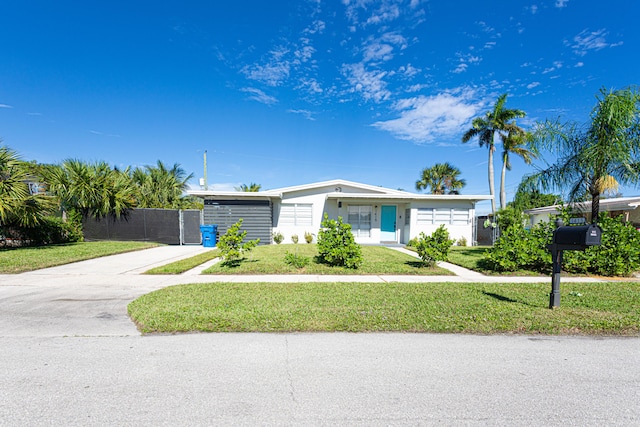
(520, 86, 640, 222)
(415, 162, 466, 194)
(462, 93, 526, 215)
(499, 129, 536, 210)
(235, 182, 262, 192)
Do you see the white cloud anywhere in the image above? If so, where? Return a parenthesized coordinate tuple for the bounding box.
(0, 104, 13, 109)
(398, 63, 420, 77)
(569, 28, 623, 56)
(371, 89, 482, 143)
(555, 0, 569, 7)
(527, 81, 541, 89)
(342, 62, 391, 103)
(361, 32, 408, 63)
(287, 109, 316, 121)
(529, 5, 538, 14)
(241, 87, 278, 105)
(453, 63, 468, 74)
(575, 61, 584, 67)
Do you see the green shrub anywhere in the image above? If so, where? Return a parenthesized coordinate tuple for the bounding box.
(304, 231, 314, 244)
(272, 231, 284, 244)
(456, 236, 467, 246)
(217, 219, 260, 266)
(316, 213, 363, 269)
(0, 215, 83, 247)
(291, 234, 299, 244)
(564, 214, 640, 276)
(284, 251, 310, 268)
(413, 225, 454, 266)
(483, 211, 640, 277)
(482, 221, 552, 272)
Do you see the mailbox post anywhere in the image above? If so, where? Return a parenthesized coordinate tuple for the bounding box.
(546, 219, 602, 308)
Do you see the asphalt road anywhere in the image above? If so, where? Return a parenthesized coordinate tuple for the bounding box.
(1, 246, 638, 425)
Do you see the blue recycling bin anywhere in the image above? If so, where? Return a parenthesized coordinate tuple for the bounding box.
(200, 225, 218, 248)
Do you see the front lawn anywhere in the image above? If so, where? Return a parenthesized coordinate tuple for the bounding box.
(128, 281, 640, 335)
(145, 249, 220, 274)
(0, 241, 159, 273)
(202, 244, 452, 275)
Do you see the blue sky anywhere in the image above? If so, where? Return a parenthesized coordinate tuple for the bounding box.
(1, 1, 638, 213)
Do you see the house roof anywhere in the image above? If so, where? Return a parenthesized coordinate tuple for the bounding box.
(524, 196, 640, 215)
(188, 178, 492, 202)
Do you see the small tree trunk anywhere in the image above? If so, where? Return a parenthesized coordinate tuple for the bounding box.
(500, 153, 507, 210)
(591, 192, 600, 224)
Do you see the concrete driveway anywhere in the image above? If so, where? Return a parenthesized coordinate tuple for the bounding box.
(1, 246, 638, 425)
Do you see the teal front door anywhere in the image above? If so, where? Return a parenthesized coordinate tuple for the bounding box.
(380, 205, 397, 242)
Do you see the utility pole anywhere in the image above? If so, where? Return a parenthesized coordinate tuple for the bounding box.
(203, 150, 208, 191)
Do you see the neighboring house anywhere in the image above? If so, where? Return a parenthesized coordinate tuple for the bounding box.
(525, 196, 640, 227)
(189, 179, 492, 246)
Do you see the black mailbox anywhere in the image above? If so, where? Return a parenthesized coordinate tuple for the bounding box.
(553, 224, 602, 248)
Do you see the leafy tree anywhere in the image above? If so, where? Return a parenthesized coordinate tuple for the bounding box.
(462, 93, 527, 214)
(499, 129, 536, 210)
(235, 182, 262, 192)
(415, 162, 466, 194)
(317, 214, 363, 268)
(217, 219, 260, 266)
(0, 144, 54, 228)
(508, 188, 560, 212)
(520, 87, 640, 222)
(131, 160, 196, 209)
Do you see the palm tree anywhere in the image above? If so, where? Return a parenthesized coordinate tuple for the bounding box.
(131, 161, 194, 209)
(462, 93, 526, 214)
(499, 129, 536, 210)
(235, 182, 262, 192)
(0, 144, 52, 227)
(415, 162, 466, 194)
(44, 159, 136, 219)
(519, 86, 640, 222)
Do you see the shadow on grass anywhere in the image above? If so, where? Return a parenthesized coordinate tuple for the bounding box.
(219, 258, 259, 268)
(404, 260, 431, 269)
(482, 291, 541, 308)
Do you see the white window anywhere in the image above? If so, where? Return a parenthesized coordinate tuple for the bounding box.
(280, 203, 312, 226)
(347, 205, 372, 237)
(405, 209, 411, 226)
(434, 208, 451, 224)
(452, 208, 470, 225)
(416, 208, 433, 224)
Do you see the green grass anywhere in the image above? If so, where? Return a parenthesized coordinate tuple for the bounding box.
(202, 244, 452, 275)
(0, 241, 159, 273)
(145, 249, 220, 274)
(128, 281, 640, 335)
(447, 246, 491, 271)
(447, 246, 549, 276)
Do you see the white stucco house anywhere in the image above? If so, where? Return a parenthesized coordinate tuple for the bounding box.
(189, 179, 492, 245)
(524, 196, 640, 227)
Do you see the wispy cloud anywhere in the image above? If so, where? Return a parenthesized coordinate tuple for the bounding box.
(241, 87, 278, 105)
(362, 32, 407, 63)
(0, 104, 13, 109)
(242, 46, 292, 86)
(341, 62, 391, 103)
(371, 88, 482, 143)
(27, 112, 42, 116)
(452, 52, 481, 74)
(569, 28, 623, 56)
(527, 81, 541, 89)
(343, 0, 424, 28)
(555, 0, 569, 7)
(287, 109, 316, 121)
